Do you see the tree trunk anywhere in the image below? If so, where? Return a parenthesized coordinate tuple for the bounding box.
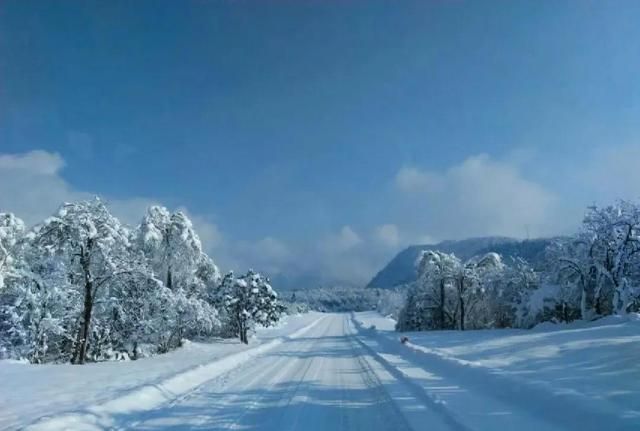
(595, 293, 602, 315)
(132, 341, 138, 360)
(72, 241, 94, 365)
(580, 287, 587, 320)
(73, 279, 94, 364)
(458, 278, 465, 331)
(439, 280, 446, 330)
(237, 316, 247, 344)
(237, 317, 242, 343)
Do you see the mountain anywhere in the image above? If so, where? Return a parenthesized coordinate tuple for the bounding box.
(366, 236, 553, 289)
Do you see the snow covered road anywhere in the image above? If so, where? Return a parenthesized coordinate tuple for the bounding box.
(128, 314, 418, 431)
(122, 313, 587, 431)
(15, 312, 640, 430)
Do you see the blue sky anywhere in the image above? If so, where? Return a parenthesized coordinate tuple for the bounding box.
(2, 1, 640, 285)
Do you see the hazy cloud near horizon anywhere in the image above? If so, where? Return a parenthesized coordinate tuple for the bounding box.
(1, 148, 637, 285)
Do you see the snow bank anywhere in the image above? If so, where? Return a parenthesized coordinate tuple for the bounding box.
(0, 312, 324, 430)
(353, 311, 640, 430)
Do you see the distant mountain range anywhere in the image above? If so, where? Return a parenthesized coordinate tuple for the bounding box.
(366, 236, 553, 289)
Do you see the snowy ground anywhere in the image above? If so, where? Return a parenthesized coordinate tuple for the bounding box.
(3, 312, 639, 430)
(356, 311, 640, 431)
(0, 312, 323, 430)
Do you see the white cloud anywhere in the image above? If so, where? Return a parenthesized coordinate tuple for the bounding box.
(374, 224, 400, 248)
(0, 150, 169, 233)
(0, 150, 223, 255)
(393, 154, 565, 239)
(395, 166, 443, 194)
(300, 224, 409, 286)
(0, 149, 599, 287)
(0, 150, 392, 285)
(416, 234, 437, 245)
(580, 144, 640, 201)
(222, 236, 292, 275)
(319, 225, 362, 253)
(176, 207, 224, 252)
(255, 237, 291, 261)
(0, 150, 65, 175)
(0, 151, 91, 225)
(0, 150, 296, 280)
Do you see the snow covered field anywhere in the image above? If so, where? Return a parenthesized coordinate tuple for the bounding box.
(2, 311, 639, 430)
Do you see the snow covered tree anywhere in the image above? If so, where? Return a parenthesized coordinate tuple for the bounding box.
(0, 214, 81, 362)
(136, 207, 203, 290)
(397, 251, 459, 331)
(543, 238, 598, 320)
(135, 206, 221, 349)
(197, 253, 222, 300)
(375, 288, 406, 319)
(396, 282, 433, 331)
(399, 250, 507, 331)
(0, 199, 277, 362)
(2, 252, 75, 362)
(491, 257, 539, 328)
(220, 270, 281, 344)
(456, 252, 504, 330)
(580, 201, 640, 314)
(0, 213, 25, 290)
(30, 199, 143, 364)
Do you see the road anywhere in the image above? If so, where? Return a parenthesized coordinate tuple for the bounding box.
(127, 313, 585, 431)
(17, 313, 637, 431)
(130, 314, 431, 431)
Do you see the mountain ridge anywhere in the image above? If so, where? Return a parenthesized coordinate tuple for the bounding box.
(366, 236, 553, 289)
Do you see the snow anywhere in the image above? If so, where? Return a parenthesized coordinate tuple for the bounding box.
(3, 311, 640, 430)
(0, 312, 324, 430)
(356, 311, 640, 430)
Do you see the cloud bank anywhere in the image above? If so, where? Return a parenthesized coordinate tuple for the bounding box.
(393, 154, 566, 240)
(2, 147, 638, 287)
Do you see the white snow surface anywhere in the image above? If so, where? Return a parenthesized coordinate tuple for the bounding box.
(0, 312, 323, 430)
(356, 311, 640, 430)
(3, 311, 639, 431)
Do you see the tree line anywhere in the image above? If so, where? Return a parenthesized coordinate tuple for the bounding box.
(0, 199, 282, 364)
(397, 200, 640, 331)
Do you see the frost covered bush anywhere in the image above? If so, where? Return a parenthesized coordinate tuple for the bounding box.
(0, 199, 283, 363)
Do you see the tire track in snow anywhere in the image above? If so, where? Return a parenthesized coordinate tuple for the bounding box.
(258, 317, 335, 431)
(350, 313, 637, 431)
(133, 314, 334, 430)
(132, 349, 294, 429)
(349, 315, 474, 431)
(226, 318, 333, 430)
(341, 316, 407, 431)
